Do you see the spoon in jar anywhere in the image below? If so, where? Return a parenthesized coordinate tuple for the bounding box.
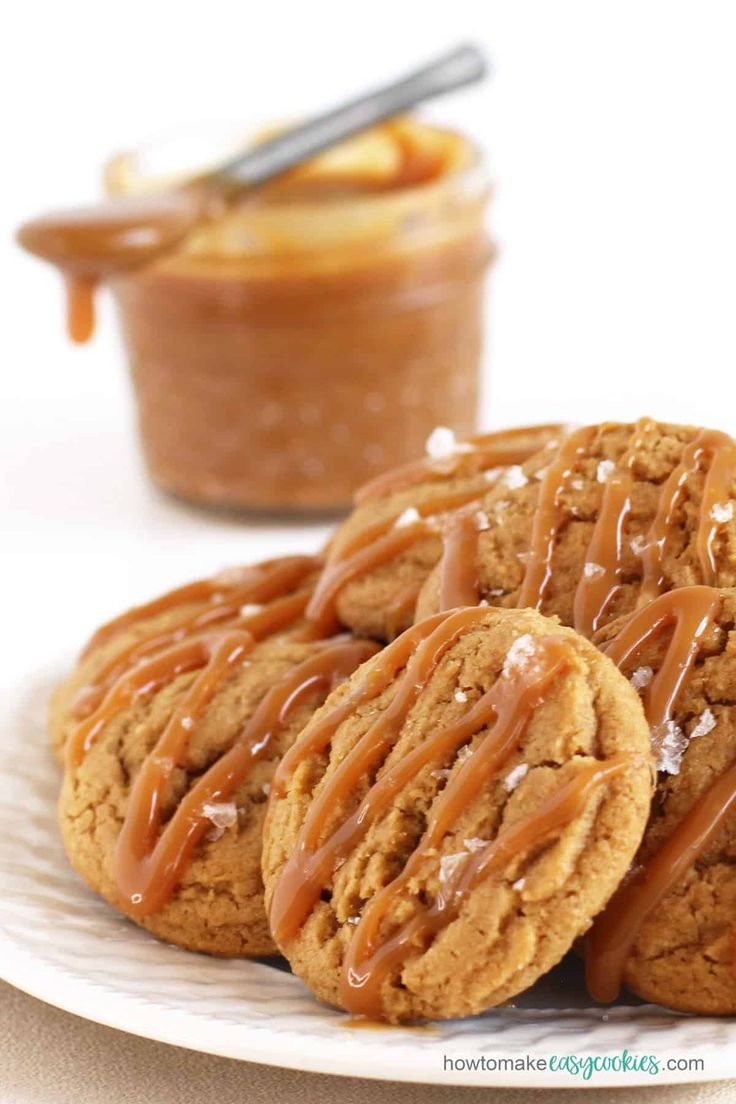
(17, 43, 488, 342)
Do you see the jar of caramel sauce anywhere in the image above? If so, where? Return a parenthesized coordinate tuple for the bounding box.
(24, 120, 494, 515)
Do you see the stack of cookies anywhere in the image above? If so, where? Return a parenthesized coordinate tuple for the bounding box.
(54, 419, 736, 1022)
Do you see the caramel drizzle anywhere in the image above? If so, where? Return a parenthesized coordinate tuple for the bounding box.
(572, 418, 657, 637)
(74, 587, 312, 720)
(268, 607, 630, 1019)
(343, 756, 629, 1018)
(437, 510, 481, 611)
(306, 489, 485, 632)
(353, 424, 564, 505)
(640, 429, 736, 603)
(82, 555, 317, 657)
(517, 424, 736, 639)
(115, 636, 378, 916)
(517, 426, 598, 611)
(585, 585, 730, 1001)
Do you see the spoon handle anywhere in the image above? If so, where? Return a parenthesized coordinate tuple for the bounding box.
(219, 44, 488, 185)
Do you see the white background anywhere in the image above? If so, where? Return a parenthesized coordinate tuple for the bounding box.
(3, 0, 736, 678)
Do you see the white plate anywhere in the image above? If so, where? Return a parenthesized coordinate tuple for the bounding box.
(1, 663, 735, 1089)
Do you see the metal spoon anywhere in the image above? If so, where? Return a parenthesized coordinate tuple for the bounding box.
(218, 43, 488, 186)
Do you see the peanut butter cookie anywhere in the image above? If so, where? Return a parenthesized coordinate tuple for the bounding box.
(587, 585, 736, 1014)
(262, 605, 653, 1022)
(59, 632, 378, 957)
(50, 554, 320, 762)
(416, 420, 736, 638)
(306, 424, 563, 642)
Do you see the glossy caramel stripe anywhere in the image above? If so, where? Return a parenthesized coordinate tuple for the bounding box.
(115, 638, 378, 916)
(75, 587, 313, 720)
(67, 632, 247, 769)
(438, 511, 481, 611)
(517, 426, 598, 610)
(82, 555, 317, 657)
(269, 608, 500, 941)
(335, 637, 573, 1014)
(586, 757, 736, 1002)
(343, 756, 630, 1017)
(585, 586, 730, 1001)
(353, 424, 564, 505)
(640, 430, 736, 603)
(572, 418, 657, 637)
(272, 615, 449, 798)
(603, 586, 721, 729)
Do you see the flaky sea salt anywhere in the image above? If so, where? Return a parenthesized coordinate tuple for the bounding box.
(454, 689, 468, 703)
(570, 478, 585, 491)
(597, 460, 616, 483)
(504, 763, 529, 792)
(261, 782, 271, 796)
(652, 721, 688, 775)
(180, 716, 194, 731)
(439, 852, 470, 891)
(535, 466, 549, 481)
(691, 708, 717, 740)
(630, 666, 654, 691)
(503, 635, 537, 677)
(431, 767, 453, 781)
(711, 502, 734, 524)
(201, 802, 238, 841)
(483, 467, 502, 483)
(240, 603, 263, 617)
(463, 837, 488, 853)
(394, 506, 421, 529)
(457, 745, 473, 763)
(630, 534, 649, 557)
(475, 510, 491, 531)
(583, 562, 606, 579)
(503, 466, 528, 490)
(425, 426, 473, 461)
(347, 915, 361, 925)
(512, 878, 526, 891)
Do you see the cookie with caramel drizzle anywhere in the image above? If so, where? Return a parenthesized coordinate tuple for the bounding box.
(49, 554, 322, 761)
(56, 554, 379, 956)
(307, 423, 564, 642)
(262, 605, 652, 1022)
(416, 420, 736, 638)
(587, 586, 736, 1014)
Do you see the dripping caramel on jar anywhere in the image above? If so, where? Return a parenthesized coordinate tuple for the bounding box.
(18, 120, 493, 514)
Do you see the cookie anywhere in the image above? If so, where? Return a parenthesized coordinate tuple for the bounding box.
(587, 585, 736, 1014)
(50, 554, 321, 761)
(59, 629, 378, 956)
(262, 605, 653, 1022)
(416, 419, 736, 638)
(306, 424, 563, 642)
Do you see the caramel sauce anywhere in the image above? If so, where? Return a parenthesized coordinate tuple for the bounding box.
(585, 585, 736, 1001)
(81, 555, 316, 658)
(65, 554, 377, 914)
(640, 430, 736, 603)
(438, 510, 481, 610)
(342, 756, 629, 1018)
(115, 637, 378, 916)
(353, 424, 564, 505)
(268, 605, 632, 1019)
(572, 418, 657, 637)
(517, 426, 598, 610)
(17, 188, 209, 342)
(74, 586, 313, 720)
(306, 487, 486, 632)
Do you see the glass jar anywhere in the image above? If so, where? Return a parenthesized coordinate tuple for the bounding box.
(107, 121, 494, 515)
